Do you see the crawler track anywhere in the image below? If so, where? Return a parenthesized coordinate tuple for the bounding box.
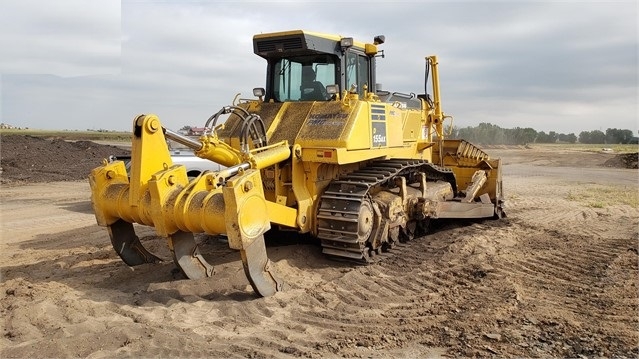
(316, 159, 457, 261)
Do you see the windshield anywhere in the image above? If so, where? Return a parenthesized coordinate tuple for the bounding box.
(272, 55, 337, 102)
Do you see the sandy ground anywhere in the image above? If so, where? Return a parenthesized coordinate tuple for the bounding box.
(1, 147, 638, 358)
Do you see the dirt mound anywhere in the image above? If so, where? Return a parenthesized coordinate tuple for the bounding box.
(604, 152, 639, 169)
(0, 135, 129, 184)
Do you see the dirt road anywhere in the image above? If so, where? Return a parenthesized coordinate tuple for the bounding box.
(1, 147, 638, 358)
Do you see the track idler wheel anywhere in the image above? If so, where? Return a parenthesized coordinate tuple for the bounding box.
(168, 231, 215, 279)
(107, 219, 162, 266)
(240, 235, 283, 297)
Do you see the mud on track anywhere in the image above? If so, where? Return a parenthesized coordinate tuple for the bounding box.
(1, 143, 638, 358)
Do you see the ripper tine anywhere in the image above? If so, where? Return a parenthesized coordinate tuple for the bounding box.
(107, 219, 161, 266)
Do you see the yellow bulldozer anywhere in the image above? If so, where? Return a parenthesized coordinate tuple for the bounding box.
(89, 30, 504, 297)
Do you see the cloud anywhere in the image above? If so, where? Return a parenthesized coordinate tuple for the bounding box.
(1, 1, 637, 134)
(0, 0, 120, 76)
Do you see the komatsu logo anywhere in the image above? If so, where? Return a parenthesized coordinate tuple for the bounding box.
(308, 113, 349, 126)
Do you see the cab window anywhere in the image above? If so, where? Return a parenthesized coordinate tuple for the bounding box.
(345, 52, 370, 97)
(272, 55, 336, 102)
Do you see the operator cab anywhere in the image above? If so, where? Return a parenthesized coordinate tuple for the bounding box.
(253, 30, 383, 102)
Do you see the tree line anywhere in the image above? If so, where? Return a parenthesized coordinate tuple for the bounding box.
(447, 123, 637, 145)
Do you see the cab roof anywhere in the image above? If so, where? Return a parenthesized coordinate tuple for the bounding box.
(253, 30, 367, 58)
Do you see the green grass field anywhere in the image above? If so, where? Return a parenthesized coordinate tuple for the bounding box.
(0, 129, 132, 142)
(567, 185, 639, 208)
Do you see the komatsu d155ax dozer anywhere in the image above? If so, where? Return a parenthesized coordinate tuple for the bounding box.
(90, 30, 504, 297)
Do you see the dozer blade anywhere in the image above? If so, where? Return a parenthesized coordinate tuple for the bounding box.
(240, 235, 283, 297)
(107, 219, 162, 266)
(169, 231, 215, 279)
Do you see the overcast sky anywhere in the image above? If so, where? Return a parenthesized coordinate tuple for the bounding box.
(0, 0, 637, 134)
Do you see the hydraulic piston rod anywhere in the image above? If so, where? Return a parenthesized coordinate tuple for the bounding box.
(164, 128, 203, 151)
